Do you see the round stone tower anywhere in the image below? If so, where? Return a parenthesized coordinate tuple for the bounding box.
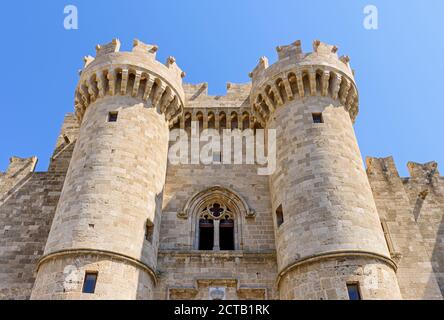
(31, 39, 184, 299)
(249, 40, 402, 300)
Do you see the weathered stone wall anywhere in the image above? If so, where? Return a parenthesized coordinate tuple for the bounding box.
(366, 157, 444, 299)
(278, 256, 401, 300)
(0, 172, 63, 300)
(155, 251, 277, 300)
(268, 98, 401, 300)
(0, 157, 37, 198)
(403, 162, 444, 296)
(48, 113, 80, 173)
(269, 98, 391, 265)
(1, 38, 444, 301)
(0, 114, 78, 300)
(157, 83, 278, 300)
(31, 253, 154, 300)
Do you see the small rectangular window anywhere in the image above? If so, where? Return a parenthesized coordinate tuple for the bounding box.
(82, 272, 98, 294)
(347, 283, 361, 300)
(312, 113, 323, 124)
(276, 205, 284, 228)
(145, 220, 154, 243)
(108, 111, 118, 122)
(63, 134, 70, 144)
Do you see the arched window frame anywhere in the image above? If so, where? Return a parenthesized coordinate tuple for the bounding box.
(198, 202, 235, 250)
(178, 186, 255, 251)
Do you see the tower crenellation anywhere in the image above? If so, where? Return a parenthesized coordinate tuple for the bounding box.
(249, 40, 358, 126)
(75, 39, 185, 127)
(132, 38, 158, 56)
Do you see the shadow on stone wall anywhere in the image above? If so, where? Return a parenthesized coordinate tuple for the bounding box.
(0, 143, 75, 299)
(429, 186, 444, 296)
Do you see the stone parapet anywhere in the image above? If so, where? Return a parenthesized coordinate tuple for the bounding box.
(75, 39, 185, 126)
(249, 40, 358, 126)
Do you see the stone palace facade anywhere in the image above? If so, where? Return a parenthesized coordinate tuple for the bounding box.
(0, 39, 443, 300)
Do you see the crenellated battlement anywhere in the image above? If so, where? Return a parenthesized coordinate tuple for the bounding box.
(75, 39, 359, 128)
(95, 38, 121, 57)
(249, 40, 358, 126)
(75, 39, 186, 127)
(366, 156, 442, 184)
(276, 40, 303, 60)
(407, 161, 440, 182)
(366, 156, 399, 177)
(131, 39, 158, 57)
(0, 156, 37, 201)
(180, 82, 258, 130)
(183, 82, 251, 101)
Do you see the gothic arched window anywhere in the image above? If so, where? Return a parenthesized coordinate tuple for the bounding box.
(198, 202, 234, 251)
(179, 185, 256, 251)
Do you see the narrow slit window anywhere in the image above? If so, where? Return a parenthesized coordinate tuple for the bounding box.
(312, 113, 323, 124)
(82, 272, 98, 294)
(145, 220, 154, 243)
(108, 111, 118, 122)
(276, 205, 284, 228)
(63, 134, 70, 144)
(347, 283, 361, 300)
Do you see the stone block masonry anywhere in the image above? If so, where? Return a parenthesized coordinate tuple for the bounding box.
(0, 38, 443, 300)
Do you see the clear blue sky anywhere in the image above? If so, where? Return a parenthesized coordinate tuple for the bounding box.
(0, 0, 443, 176)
